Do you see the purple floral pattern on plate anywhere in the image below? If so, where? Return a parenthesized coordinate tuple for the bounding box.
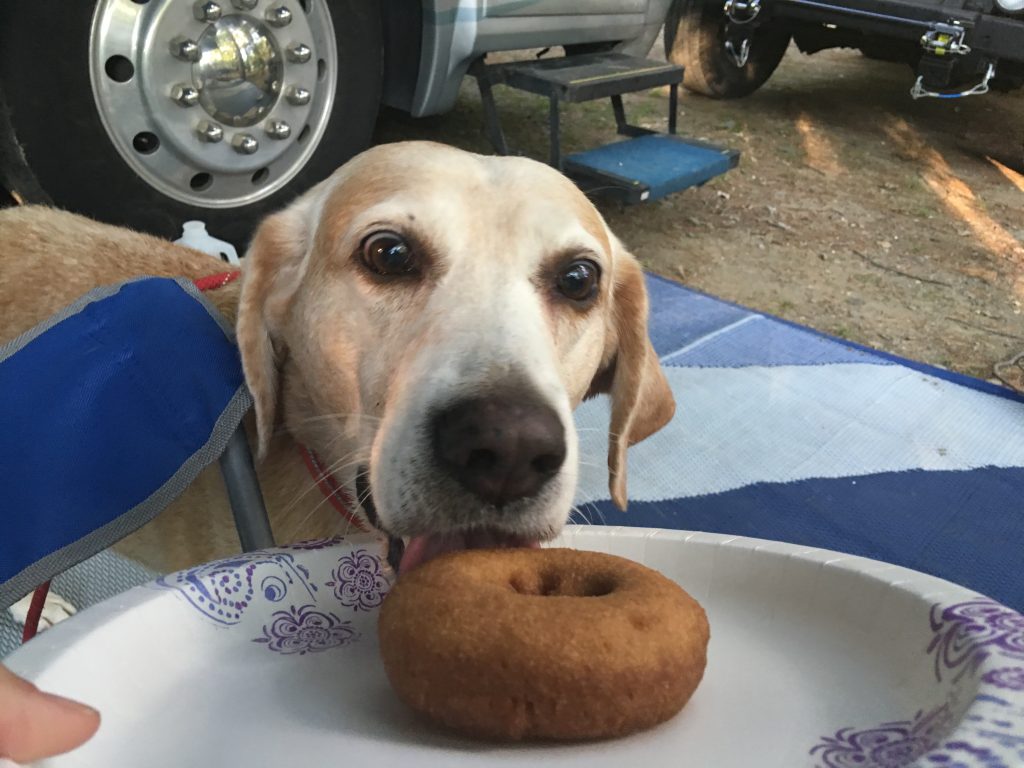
(982, 668, 1024, 692)
(811, 597, 1024, 767)
(155, 551, 316, 625)
(928, 600, 1024, 683)
(325, 549, 389, 611)
(810, 703, 953, 768)
(253, 604, 359, 655)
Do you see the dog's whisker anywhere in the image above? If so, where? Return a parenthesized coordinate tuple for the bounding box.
(318, 446, 368, 476)
(570, 498, 608, 526)
(268, 410, 382, 441)
(293, 412, 384, 425)
(276, 450, 367, 536)
(282, 480, 365, 544)
(568, 504, 595, 525)
(277, 454, 362, 519)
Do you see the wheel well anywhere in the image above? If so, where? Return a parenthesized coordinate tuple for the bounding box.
(0, 79, 50, 205)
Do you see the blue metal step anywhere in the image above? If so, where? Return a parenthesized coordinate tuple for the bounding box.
(564, 134, 739, 204)
(487, 52, 684, 103)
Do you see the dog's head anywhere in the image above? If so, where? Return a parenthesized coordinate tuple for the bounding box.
(237, 141, 673, 570)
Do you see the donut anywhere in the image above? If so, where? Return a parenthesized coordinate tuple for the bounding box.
(377, 547, 709, 741)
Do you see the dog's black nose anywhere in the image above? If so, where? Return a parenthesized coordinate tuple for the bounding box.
(432, 392, 566, 507)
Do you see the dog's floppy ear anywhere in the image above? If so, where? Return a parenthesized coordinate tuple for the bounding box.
(586, 243, 675, 511)
(236, 203, 312, 458)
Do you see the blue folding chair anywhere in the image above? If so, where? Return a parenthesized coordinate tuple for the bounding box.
(0, 277, 274, 638)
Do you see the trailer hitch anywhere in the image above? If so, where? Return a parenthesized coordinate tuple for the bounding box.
(920, 23, 971, 56)
(911, 62, 996, 99)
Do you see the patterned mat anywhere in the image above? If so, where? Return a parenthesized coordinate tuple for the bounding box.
(574, 275, 1024, 611)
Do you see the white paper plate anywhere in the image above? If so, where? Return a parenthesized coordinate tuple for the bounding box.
(7, 527, 1024, 768)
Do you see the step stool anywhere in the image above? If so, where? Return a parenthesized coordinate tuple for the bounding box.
(472, 51, 739, 205)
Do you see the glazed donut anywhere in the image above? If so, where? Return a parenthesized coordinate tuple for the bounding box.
(378, 547, 709, 741)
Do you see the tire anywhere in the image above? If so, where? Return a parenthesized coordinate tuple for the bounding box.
(664, 0, 791, 98)
(0, 0, 382, 244)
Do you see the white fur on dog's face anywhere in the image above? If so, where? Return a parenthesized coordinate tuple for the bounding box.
(237, 141, 674, 550)
(365, 162, 611, 540)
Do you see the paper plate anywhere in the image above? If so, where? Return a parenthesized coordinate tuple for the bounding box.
(7, 527, 1024, 767)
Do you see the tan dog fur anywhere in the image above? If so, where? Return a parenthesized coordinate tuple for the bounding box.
(0, 205, 335, 572)
(0, 141, 673, 573)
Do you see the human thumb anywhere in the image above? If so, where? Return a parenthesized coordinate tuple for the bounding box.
(0, 664, 99, 764)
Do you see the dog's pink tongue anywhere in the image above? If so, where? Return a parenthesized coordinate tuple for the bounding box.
(399, 532, 540, 573)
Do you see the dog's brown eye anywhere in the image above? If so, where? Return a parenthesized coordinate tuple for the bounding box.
(361, 232, 417, 276)
(556, 259, 600, 302)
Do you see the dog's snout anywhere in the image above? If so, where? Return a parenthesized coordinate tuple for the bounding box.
(433, 393, 566, 507)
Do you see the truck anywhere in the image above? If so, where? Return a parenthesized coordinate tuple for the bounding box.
(663, 0, 1024, 100)
(1, 1, 692, 241)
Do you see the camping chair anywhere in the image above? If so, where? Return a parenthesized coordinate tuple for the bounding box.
(0, 276, 273, 641)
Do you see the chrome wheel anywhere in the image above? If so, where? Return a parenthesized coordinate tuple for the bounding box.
(89, 0, 337, 207)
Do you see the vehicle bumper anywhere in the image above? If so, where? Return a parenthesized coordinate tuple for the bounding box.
(770, 0, 1024, 62)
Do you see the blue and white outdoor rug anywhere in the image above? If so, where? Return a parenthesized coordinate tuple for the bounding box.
(574, 275, 1024, 612)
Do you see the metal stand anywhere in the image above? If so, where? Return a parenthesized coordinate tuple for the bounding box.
(219, 425, 275, 551)
(473, 53, 682, 171)
(470, 51, 736, 205)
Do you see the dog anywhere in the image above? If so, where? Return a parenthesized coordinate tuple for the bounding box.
(0, 140, 674, 584)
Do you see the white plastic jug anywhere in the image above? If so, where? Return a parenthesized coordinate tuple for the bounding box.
(174, 221, 240, 265)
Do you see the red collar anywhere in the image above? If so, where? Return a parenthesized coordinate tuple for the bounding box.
(193, 270, 241, 292)
(299, 446, 368, 532)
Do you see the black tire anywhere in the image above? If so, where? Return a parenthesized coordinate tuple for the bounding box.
(664, 0, 791, 98)
(0, 0, 382, 244)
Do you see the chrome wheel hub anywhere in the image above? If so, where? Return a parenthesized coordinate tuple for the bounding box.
(90, 0, 336, 208)
(194, 16, 284, 128)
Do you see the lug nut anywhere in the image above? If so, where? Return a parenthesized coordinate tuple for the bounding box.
(232, 0, 258, 8)
(193, 1, 222, 21)
(266, 5, 292, 26)
(286, 85, 310, 106)
(232, 133, 259, 154)
(172, 84, 200, 107)
(197, 121, 223, 142)
(286, 43, 311, 64)
(170, 36, 200, 62)
(265, 120, 291, 140)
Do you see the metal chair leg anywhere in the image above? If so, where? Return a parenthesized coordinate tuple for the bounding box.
(219, 426, 275, 551)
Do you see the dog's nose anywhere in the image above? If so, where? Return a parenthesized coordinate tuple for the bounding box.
(432, 393, 566, 507)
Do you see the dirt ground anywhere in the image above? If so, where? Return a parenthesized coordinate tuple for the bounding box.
(375, 44, 1024, 382)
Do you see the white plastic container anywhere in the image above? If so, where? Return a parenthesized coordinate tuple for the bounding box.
(174, 221, 240, 265)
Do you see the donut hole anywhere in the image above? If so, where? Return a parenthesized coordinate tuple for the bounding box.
(540, 570, 562, 595)
(581, 574, 617, 597)
(508, 570, 616, 597)
(508, 570, 562, 595)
